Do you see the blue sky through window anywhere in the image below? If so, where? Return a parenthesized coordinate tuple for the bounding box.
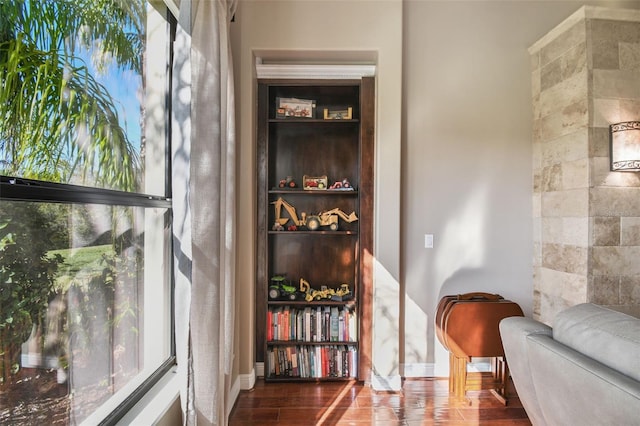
(86, 54, 143, 152)
(74, 39, 143, 153)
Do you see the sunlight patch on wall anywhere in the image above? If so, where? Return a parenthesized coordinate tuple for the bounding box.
(403, 292, 428, 374)
(434, 184, 489, 290)
(372, 259, 401, 390)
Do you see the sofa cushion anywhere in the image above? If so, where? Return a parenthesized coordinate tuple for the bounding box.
(553, 303, 640, 382)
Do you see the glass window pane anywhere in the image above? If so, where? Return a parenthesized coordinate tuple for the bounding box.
(0, 1, 169, 196)
(0, 200, 171, 424)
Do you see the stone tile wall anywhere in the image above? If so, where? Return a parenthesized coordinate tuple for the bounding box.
(531, 6, 640, 323)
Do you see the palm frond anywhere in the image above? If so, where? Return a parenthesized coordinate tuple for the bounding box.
(0, 0, 145, 191)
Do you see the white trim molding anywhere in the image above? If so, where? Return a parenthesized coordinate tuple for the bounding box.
(162, 0, 180, 18)
(371, 373, 402, 391)
(239, 368, 256, 390)
(226, 369, 256, 423)
(227, 375, 241, 421)
(256, 59, 376, 80)
(115, 367, 180, 425)
(529, 5, 640, 54)
(401, 363, 435, 378)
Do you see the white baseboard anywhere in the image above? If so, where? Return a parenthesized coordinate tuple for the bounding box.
(227, 374, 241, 419)
(401, 359, 491, 379)
(401, 362, 435, 378)
(371, 373, 402, 391)
(468, 358, 492, 373)
(255, 362, 264, 378)
(239, 368, 256, 390)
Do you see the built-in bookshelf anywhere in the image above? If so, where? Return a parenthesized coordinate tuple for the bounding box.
(256, 77, 374, 382)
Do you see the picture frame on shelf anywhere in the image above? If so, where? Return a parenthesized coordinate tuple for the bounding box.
(276, 97, 316, 118)
(323, 106, 352, 120)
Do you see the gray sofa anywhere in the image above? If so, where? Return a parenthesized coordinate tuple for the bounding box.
(499, 303, 640, 426)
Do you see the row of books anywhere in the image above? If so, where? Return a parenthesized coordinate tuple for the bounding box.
(267, 305, 356, 342)
(266, 345, 357, 379)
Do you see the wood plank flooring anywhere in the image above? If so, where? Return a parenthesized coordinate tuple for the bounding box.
(229, 378, 531, 425)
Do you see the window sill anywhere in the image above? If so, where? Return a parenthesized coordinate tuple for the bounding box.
(114, 366, 181, 425)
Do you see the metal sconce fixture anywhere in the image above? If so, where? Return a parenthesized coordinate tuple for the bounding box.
(610, 121, 640, 172)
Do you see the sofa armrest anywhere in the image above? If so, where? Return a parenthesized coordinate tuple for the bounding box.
(500, 317, 552, 426)
(527, 333, 640, 426)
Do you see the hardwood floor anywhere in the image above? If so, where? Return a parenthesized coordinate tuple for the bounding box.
(229, 378, 531, 425)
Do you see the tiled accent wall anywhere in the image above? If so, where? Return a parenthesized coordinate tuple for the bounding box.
(531, 6, 640, 324)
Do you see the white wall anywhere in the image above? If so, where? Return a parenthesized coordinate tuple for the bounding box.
(230, 0, 640, 384)
(402, 0, 640, 376)
(231, 0, 403, 385)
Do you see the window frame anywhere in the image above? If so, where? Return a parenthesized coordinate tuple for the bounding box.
(0, 5, 177, 425)
(0, 176, 172, 208)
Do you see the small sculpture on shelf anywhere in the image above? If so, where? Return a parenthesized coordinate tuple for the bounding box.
(269, 275, 298, 300)
(271, 197, 358, 232)
(331, 283, 352, 301)
(329, 178, 354, 191)
(299, 278, 352, 302)
(303, 175, 327, 190)
(278, 176, 297, 189)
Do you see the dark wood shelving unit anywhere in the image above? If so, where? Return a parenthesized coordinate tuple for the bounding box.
(256, 77, 374, 382)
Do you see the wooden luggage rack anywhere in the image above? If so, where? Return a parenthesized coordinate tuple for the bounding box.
(435, 292, 523, 404)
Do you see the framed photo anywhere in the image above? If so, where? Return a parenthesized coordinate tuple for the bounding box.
(276, 97, 316, 118)
(323, 106, 352, 120)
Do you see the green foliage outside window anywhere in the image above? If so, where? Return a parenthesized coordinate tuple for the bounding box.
(0, 205, 64, 384)
(0, 0, 145, 191)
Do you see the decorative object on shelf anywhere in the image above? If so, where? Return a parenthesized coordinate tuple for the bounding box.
(272, 197, 358, 232)
(329, 178, 354, 191)
(331, 283, 352, 301)
(272, 197, 304, 231)
(278, 175, 297, 188)
(299, 278, 352, 302)
(276, 97, 316, 118)
(303, 175, 328, 190)
(610, 121, 640, 171)
(324, 106, 353, 120)
(269, 275, 298, 300)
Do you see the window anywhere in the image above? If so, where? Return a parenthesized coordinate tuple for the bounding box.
(0, 1, 175, 424)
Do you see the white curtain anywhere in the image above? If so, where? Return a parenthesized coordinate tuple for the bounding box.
(171, 0, 237, 424)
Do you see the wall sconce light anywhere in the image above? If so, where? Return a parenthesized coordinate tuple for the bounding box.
(610, 121, 640, 172)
